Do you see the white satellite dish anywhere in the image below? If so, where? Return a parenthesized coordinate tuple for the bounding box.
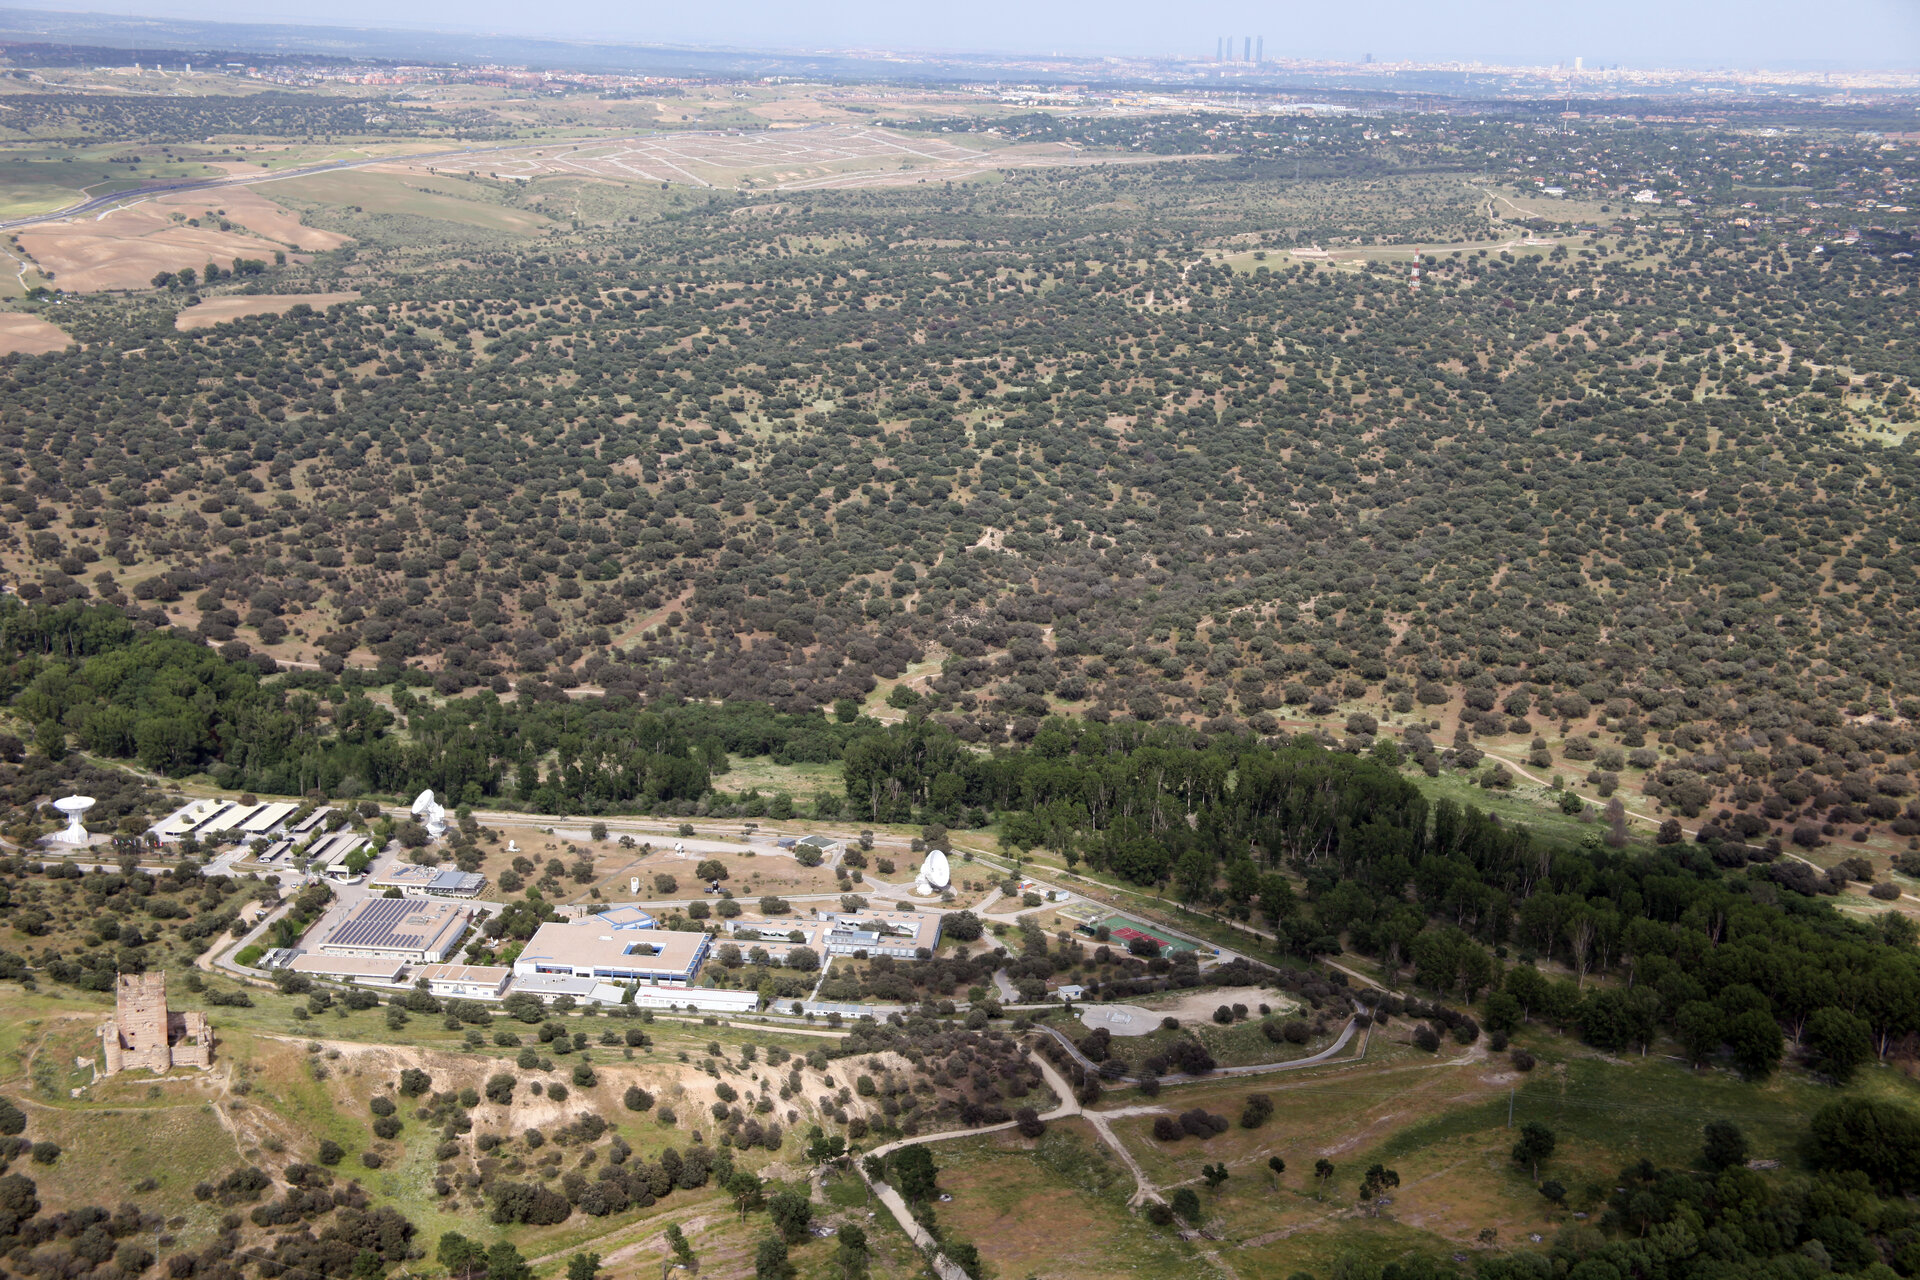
(913, 848, 951, 896)
(50, 796, 95, 846)
(409, 788, 447, 839)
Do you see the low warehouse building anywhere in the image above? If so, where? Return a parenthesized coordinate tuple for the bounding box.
(514, 919, 708, 987)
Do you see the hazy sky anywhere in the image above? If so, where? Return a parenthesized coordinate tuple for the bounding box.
(41, 0, 1920, 67)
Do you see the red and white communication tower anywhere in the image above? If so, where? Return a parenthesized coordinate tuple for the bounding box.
(1409, 251, 1423, 292)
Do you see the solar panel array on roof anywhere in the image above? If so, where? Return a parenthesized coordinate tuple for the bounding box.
(327, 898, 448, 951)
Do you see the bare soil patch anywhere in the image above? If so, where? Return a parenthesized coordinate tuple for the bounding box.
(0, 312, 72, 354)
(176, 291, 359, 330)
(153, 187, 351, 252)
(16, 202, 292, 292)
(1133, 985, 1299, 1023)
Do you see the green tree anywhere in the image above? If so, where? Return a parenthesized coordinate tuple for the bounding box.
(767, 1188, 813, 1243)
(1808, 1097, 1920, 1192)
(486, 1243, 532, 1280)
(664, 1223, 695, 1268)
(1701, 1120, 1748, 1172)
(1804, 1006, 1873, 1083)
(1511, 1122, 1556, 1181)
(753, 1236, 790, 1280)
(1358, 1164, 1400, 1213)
(438, 1233, 485, 1280)
(1171, 1186, 1203, 1223)
(725, 1169, 764, 1219)
(1674, 1001, 1724, 1068)
(1727, 1010, 1785, 1081)
(565, 1254, 600, 1280)
(834, 1224, 869, 1280)
(891, 1144, 938, 1203)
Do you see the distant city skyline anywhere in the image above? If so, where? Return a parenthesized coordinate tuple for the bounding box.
(10, 0, 1918, 69)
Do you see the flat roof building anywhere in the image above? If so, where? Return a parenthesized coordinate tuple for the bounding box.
(818, 908, 942, 958)
(368, 864, 487, 898)
(314, 897, 471, 964)
(514, 919, 709, 987)
(726, 920, 826, 964)
(417, 964, 512, 1000)
(288, 953, 409, 983)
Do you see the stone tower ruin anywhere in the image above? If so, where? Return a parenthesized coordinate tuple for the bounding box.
(100, 972, 211, 1075)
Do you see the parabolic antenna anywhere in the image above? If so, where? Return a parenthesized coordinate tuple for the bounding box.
(913, 848, 951, 896)
(410, 788, 447, 839)
(51, 795, 95, 846)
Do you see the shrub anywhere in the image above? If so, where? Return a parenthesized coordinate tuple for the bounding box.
(317, 1139, 344, 1166)
(360, 1151, 384, 1170)
(1178, 1109, 1229, 1137)
(1240, 1094, 1274, 1129)
(624, 1085, 654, 1112)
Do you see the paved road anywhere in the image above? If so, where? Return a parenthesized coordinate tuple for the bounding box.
(0, 130, 737, 233)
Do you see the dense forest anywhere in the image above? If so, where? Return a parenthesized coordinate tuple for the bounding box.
(0, 111, 1914, 843)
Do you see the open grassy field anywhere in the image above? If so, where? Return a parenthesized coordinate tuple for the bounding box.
(0, 149, 227, 219)
(272, 169, 558, 235)
(934, 1120, 1227, 1280)
(708, 756, 844, 804)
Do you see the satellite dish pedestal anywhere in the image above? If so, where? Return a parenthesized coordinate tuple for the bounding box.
(409, 789, 448, 840)
(912, 848, 951, 896)
(50, 796, 95, 846)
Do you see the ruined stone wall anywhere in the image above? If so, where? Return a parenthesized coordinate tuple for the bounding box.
(100, 973, 211, 1074)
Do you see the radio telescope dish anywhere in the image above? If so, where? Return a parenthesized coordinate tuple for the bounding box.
(50, 795, 94, 846)
(409, 788, 447, 839)
(913, 848, 951, 896)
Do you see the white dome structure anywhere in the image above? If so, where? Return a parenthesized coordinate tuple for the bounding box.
(410, 789, 448, 840)
(912, 848, 952, 896)
(50, 796, 94, 846)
